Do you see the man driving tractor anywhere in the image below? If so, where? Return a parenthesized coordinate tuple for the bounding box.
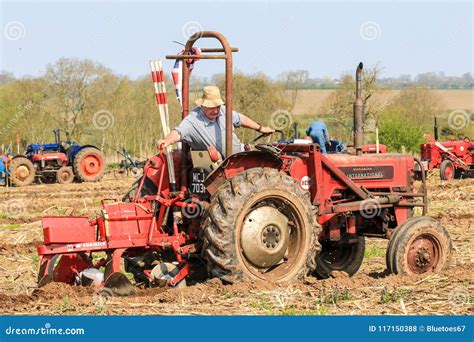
(156, 85, 275, 156)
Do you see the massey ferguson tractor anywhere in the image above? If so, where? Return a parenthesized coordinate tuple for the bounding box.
(416, 118, 473, 180)
(11, 129, 106, 186)
(37, 32, 452, 295)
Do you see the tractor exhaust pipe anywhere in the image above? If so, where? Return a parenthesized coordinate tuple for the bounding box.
(434, 117, 439, 141)
(293, 122, 299, 140)
(53, 129, 60, 145)
(354, 62, 364, 156)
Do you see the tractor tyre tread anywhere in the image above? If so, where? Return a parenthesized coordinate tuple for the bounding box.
(201, 168, 321, 284)
(73, 147, 106, 182)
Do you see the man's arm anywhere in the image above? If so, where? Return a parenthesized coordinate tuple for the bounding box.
(156, 130, 181, 149)
(240, 114, 275, 134)
(322, 123, 330, 140)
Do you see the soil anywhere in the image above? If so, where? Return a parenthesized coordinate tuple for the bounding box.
(0, 172, 472, 315)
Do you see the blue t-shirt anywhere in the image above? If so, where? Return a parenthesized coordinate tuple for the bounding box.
(306, 120, 329, 139)
(174, 106, 243, 157)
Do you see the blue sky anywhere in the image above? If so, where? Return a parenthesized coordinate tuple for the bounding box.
(1, 1, 472, 79)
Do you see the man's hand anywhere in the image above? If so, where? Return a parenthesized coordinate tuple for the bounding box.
(259, 126, 275, 134)
(156, 139, 167, 150)
(156, 130, 181, 150)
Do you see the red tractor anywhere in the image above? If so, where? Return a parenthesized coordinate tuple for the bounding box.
(11, 129, 106, 186)
(37, 32, 452, 294)
(416, 118, 473, 180)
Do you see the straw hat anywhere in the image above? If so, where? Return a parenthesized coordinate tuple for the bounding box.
(195, 85, 225, 108)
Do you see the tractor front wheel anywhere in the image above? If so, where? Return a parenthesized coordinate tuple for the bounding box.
(315, 236, 365, 279)
(73, 148, 106, 182)
(56, 166, 74, 184)
(201, 168, 321, 283)
(440, 160, 456, 180)
(386, 217, 452, 275)
(11, 157, 35, 186)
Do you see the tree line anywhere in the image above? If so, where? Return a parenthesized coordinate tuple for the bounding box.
(0, 58, 472, 160)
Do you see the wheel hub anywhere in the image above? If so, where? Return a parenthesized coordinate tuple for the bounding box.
(240, 206, 289, 268)
(15, 165, 30, 180)
(262, 225, 281, 249)
(415, 246, 431, 267)
(60, 171, 69, 181)
(81, 155, 101, 176)
(407, 236, 440, 273)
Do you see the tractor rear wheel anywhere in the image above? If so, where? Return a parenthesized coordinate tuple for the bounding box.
(11, 157, 35, 186)
(315, 236, 365, 279)
(73, 148, 105, 182)
(201, 168, 321, 283)
(386, 217, 452, 275)
(56, 166, 74, 184)
(440, 159, 455, 180)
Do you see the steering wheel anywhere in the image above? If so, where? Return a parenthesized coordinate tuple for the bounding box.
(249, 130, 285, 145)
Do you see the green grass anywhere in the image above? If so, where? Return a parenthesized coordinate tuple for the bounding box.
(249, 295, 273, 311)
(92, 198, 102, 205)
(32, 254, 39, 268)
(280, 307, 330, 316)
(319, 287, 352, 304)
(56, 295, 76, 312)
(0, 223, 21, 230)
(108, 162, 120, 168)
(0, 212, 8, 219)
(364, 246, 386, 259)
(379, 288, 412, 304)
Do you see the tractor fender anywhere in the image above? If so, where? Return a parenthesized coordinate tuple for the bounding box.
(70, 145, 101, 160)
(12, 154, 29, 160)
(204, 150, 283, 196)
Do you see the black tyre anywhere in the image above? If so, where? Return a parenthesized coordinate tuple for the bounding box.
(11, 156, 35, 186)
(73, 147, 106, 182)
(56, 166, 74, 184)
(386, 216, 452, 275)
(122, 176, 158, 202)
(440, 159, 455, 180)
(315, 236, 365, 279)
(201, 168, 321, 283)
(386, 216, 426, 274)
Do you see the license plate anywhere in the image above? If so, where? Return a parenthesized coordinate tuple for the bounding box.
(189, 168, 208, 195)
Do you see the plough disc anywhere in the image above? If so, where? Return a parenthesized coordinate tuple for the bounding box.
(37, 253, 93, 287)
(104, 260, 135, 296)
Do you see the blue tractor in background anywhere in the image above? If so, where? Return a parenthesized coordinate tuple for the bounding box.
(10, 129, 106, 186)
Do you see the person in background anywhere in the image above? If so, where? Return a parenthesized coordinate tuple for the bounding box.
(305, 119, 330, 154)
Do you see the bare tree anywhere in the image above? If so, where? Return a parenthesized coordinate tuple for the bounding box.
(44, 58, 111, 138)
(279, 70, 309, 110)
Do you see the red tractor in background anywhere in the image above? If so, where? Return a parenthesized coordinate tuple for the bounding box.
(36, 32, 452, 295)
(416, 118, 473, 180)
(10, 129, 106, 186)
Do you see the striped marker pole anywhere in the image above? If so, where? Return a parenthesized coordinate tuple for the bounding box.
(150, 59, 177, 188)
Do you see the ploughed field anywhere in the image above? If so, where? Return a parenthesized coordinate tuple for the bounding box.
(0, 172, 472, 315)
